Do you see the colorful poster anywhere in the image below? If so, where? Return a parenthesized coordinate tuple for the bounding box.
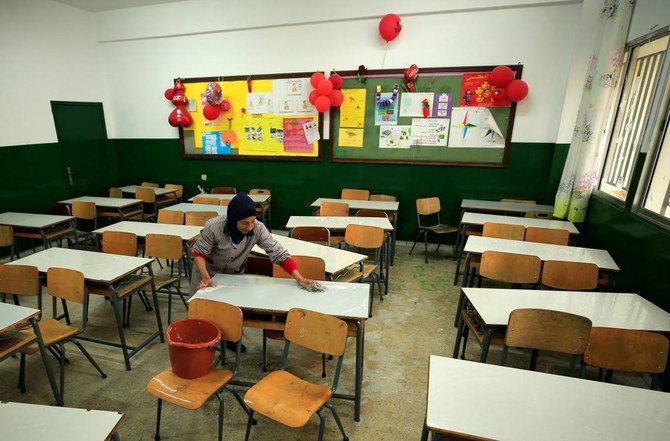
(433, 93, 453, 118)
(247, 92, 273, 114)
(338, 128, 364, 147)
(460, 73, 503, 107)
(399, 92, 434, 117)
(379, 125, 411, 149)
(202, 131, 231, 154)
(302, 119, 320, 144)
(375, 92, 399, 125)
(339, 89, 367, 128)
(272, 78, 316, 115)
(411, 118, 449, 146)
(241, 115, 284, 153)
(448, 107, 505, 148)
(283, 118, 315, 153)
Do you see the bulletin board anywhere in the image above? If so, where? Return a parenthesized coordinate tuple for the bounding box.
(329, 65, 522, 167)
(179, 72, 322, 161)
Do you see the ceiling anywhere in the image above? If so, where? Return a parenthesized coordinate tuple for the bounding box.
(51, 0, 186, 12)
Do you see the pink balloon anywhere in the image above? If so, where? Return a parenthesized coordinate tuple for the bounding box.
(309, 90, 319, 105)
(379, 13, 402, 42)
(310, 72, 326, 88)
(507, 80, 529, 102)
(317, 79, 333, 96)
(330, 89, 344, 107)
(315, 95, 331, 113)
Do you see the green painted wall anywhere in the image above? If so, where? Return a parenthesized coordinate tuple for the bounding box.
(113, 139, 559, 240)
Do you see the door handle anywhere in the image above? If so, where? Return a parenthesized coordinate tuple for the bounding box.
(66, 166, 74, 186)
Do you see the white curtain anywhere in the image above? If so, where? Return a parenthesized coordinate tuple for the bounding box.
(554, 0, 634, 221)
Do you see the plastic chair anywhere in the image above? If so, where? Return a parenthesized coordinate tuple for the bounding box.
(185, 211, 218, 227)
(291, 226, 330, 247)
(501, 308, 592, 375)
(147, 300, 253, 441)
(0, 225, 19, 260)
(136, 187, 158, 220)
(145, 234, 188, 324)
(142, 182, 159, 188)
(541, 260, 598, 290)
(341, 224, 385, 316)
(409, 197, 457, 263)
(109, 187, 123, 198)
(157, 210, 184, 225)
(72, 201, 98, 250)
(192, 196, 221, 205)
(581, 328, 669, 389)
(243, 308, 349, 441)
(212, 187, 236, 194)
(19, 268, 107, 403)
(341, 188, 370, 200)
(525, 227, 570, 245)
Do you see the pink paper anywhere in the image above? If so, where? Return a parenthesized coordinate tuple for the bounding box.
(283, 118, 315, 153)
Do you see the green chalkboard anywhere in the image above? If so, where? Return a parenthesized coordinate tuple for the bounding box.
(329, 66, 522, 167)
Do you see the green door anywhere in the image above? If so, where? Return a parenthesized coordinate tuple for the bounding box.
(51, 101, 115, 197)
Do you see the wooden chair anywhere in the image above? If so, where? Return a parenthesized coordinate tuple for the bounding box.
(501, 308, 592, 375)
(409, 197, 457, 263)
(164, 184, 184, 203)
(142, 182, 159, 188)
(185, 211, 218, 227)
(0, 264, 40, 311)
(136, 187, 158, 220)
(212, 186, 236, 194)
(0, 225, 19, 260)
(145, 234, 187, 324)
(369, 194, 397, 223)
(581, 328, 669, 389)
(147, 299, 252, 441)
(525, 227, 570, 245)
(319, 201, 349, 216)
(101, 231, 137, 257)
(482, 222, 525, 240)
(19, 268, 107, 403)
(109, 187, 123, 198)
(356, 209, 388, 218)
(341, 188, 370, 200)
(192, 196, 221, 205)
(341, 224, 385, 316)
(250, 188, 271, 228)
(219, 199, 231, 206)
(541, 260, 598, 290)
(72, 201, 98, 250)
(291, 226, 330, 247)
(157, 210, 184, 225)
(243, 308, 349, 441)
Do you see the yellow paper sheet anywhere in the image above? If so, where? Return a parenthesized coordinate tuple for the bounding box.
(338, 128, 364, 147)
(339, 89, 367, 128)
(240, 114, 284, 153)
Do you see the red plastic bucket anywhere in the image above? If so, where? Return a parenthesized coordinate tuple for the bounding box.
(166, 319, 221, 379)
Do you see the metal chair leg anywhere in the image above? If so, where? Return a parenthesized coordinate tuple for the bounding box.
(324, 402, 349, 440)
(408, 230, 423, 255)
(244, 409, 254, 441)
(215, 391, 225, 441)
(317, 410, 326, 441)
(71, 339, 107, 379)
(262, 334, 268, 372)
(154, 398, 162, 440)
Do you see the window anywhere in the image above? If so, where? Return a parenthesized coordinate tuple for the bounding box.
(599, 35, 670, 202)
(640, 98, 670, 220)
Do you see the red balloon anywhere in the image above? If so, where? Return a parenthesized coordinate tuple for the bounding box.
(315, 95, 331, 113)
(220, 100, 231, 112)
(379, 13, 402, 42)
(309, 90, 319, 105)
(507, 80, 529, 102)
(171, 93, 188, 106)
(173, 80, 185, 93)
(203, 104, 221, 120)
(491, 88, 508, 103)
(164, 88, 175, 100)
(317, 79, 333, 96)
(168, 106, 192, 127)
(329, 89, 344, 107)
(490, 66, 515, 87)
(329, 73, 343, 90)
(310, 72, 326, 88)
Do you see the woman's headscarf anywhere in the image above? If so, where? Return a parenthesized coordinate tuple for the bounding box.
(226, 192, 257, 244)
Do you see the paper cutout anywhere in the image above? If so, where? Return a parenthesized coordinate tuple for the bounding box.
(399, 92, 434, 117)
(411, 118, 449, 146)
(272, 78, 316, 115)
(202, 131, 232, 154)
(433, 93, 453, 118)
(283, 118, 315, 153)
(338, 128, 364, 147)
(448, 107, 505, 148)
(379, 125, 411, 149)
(375, 92, 399, 126)
(302, 119, 320, 144)
(339, 89, 367, 128)
(247, 92, 273, 114)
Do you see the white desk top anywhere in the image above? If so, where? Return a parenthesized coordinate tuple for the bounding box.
(59, 196, 143, 208)
(463, 288, 670, 332)
(7, 248, 152, 284)
(187, 193, 270, 203)
(161, 203, 228, 216)
(119, 185, 176, 197)
(0, 401, 124, 441)
(461, 212, 579, 234)
(311, 198, 399, 211)
(464, 236, 619, 271)
(93, 221, 202, 241)
(461, 199, 554, 214)
(0, 302, 39, 334)
(192, 274, 370, 320)
(252, 234, 366, 275)
(0, 212, 74, 229)
(286, 216, 393, 231)
(426, 356, 670, 441)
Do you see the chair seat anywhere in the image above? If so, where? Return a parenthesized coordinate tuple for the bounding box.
(361, 263, 377, 280)
(21, 319, 78, 354)
(334, 265, 364, 283)
(244, 370, 331, 428)
(423, 224, 458, 234)
(154, 275, 178, 291)
(147, 368, 233, 410)
(89, 274, 153, 299)
(461, 309, 505, 346)
(0, 332, 36, 358)
(14, 227, 75, 240)
(98, 208, 144, 220)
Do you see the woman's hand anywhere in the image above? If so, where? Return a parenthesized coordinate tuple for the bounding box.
(197, 277, 215, 290)
(297, 278, 323, 291)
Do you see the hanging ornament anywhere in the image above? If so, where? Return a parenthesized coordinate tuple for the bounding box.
(166, 78, 192, 127)
(221, 118, 237, 148)
(404, 64, 419, 92)
(203, 103, 221, 120)
(220, 99, 231, 113)
(205, 82, 223, 106)
(378, 13, 402, 42)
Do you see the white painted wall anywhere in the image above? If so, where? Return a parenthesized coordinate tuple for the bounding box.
(0, 0, 107, 147)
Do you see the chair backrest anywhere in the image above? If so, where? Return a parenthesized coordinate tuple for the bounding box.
(164, 184, 183, 198)
(212, 186, 236, 194)
(189, 299, 243, 343)
(47, 268, 85, 304)
(284, 308, 348, 357)
(541, 260, 598, 290)
(583, 328, 668, 374)
(136, 187, 156, 203)
(101, 231, 137, 256)
(48, 203, 70, 216)
(482, 222, 525, 241)
(157, 210, 185, 225)
(0, 225, 13, 247)
(185, 211, 218, 226)
(479, 251, 541, 284)
(142, 182, 159, 188)
(72, 201, 97, 220)
(356, 209, 388, 218)
(369, 194, 396, 201)
(192, 196, 220, 205)
(249, 188, 270, 196)
(319, 201, 349, 216)
(505, 308, 592, 355)
(145, 234, 183, 260)
(345, 224, 384, 249)
(219, 199, 231, 206)
(291, 226, 330, 246)
(416, 197, 440, 216)
(273, 256, 326, 280)
(0, 264, 40, 296)
(341, 188, 370, 200)
(524, 227, 570, 245)
(501, 198, 536, 204)
(109, 187, 123, 198)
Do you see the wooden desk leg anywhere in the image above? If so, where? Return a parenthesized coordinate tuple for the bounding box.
(31, 317, 62, 405)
